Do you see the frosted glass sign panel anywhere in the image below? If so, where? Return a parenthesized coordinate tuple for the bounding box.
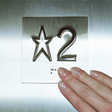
(22, 17, 88, 83)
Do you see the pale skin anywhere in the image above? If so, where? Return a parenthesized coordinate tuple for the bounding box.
(58, 67, 112, 112)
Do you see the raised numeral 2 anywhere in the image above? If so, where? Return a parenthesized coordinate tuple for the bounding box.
(57, 26, 77, 61)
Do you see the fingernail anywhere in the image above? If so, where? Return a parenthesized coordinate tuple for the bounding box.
(59, 81, 67, 89)
(58, 67, 67, 77)
(70, 67, 81, 76)
(90, 70, 98, 77)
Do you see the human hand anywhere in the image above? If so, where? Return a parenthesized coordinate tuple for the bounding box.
(58, 67, 112, 112)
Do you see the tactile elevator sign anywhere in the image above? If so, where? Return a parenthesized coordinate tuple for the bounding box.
(22, 17, 88, 84)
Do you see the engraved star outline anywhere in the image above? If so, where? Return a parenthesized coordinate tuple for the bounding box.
(32, 26, 52, 62)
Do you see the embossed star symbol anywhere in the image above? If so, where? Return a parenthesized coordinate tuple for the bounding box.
(32, 26, 52, 61)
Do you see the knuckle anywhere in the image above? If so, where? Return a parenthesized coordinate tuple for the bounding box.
(65, 87, 73, 97)
(80, 73, 88, 82)
(80, 86, 91, 98)
(65, 75, 74, 84)
(96, 83, 105, 93)
(76, 100, 85, 110)
(101, 74, 107, 82)
(92, 82, 105, 93)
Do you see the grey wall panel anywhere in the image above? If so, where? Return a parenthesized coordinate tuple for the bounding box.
(89, 1, 112, 76)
